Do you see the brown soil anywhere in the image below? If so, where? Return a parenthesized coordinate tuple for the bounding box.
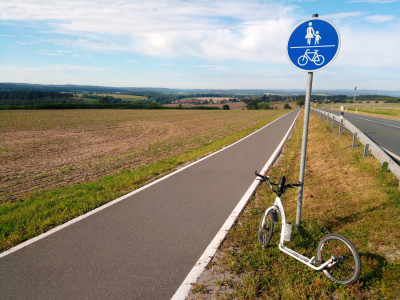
(0, 109, 283, 202)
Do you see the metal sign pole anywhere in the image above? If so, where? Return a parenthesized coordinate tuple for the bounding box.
(287, 13, 340, 229)
(296, 71, 313, 229)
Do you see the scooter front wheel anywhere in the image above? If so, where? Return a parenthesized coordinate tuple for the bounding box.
(317, 233, 361, 285)
(258, 209, 276, 248)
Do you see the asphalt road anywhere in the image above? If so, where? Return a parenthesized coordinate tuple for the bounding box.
(323, 110, 400, 159)
(0, 110, 299, 300)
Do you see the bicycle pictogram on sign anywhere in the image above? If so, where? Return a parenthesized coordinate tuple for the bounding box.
(298, 49, 325, 66)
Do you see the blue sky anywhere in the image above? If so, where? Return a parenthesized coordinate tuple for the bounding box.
(1, 0, 399, 91)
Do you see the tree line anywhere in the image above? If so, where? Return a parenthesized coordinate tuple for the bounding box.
(350, 94, 400, 103)
(0, 91, 75, 106)
(0, 103, 221, 110)
(0, 91, 222, 110)
(2, 90, 397, 109)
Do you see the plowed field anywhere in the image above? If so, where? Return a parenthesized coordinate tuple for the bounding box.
(0, 109, 286, 202)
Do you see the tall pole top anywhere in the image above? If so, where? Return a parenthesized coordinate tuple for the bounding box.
(312, 14, 319, 18)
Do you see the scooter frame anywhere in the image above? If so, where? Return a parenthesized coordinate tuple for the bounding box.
(260, 198, 337, 271)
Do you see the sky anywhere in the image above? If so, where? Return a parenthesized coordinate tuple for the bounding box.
(1, 0, 400, 91)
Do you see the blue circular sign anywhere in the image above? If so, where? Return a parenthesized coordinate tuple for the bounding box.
(287, 18, 340, 72)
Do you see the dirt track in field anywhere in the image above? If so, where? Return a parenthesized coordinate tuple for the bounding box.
(0, 109, 284, 202)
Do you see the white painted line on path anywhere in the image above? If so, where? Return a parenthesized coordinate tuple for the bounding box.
(171, 110, 300, 300)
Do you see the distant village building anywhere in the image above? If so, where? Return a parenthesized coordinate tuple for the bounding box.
(210, 99, 227, 104)
(172, 98, 228, 104)
(173, 99, 201, 104)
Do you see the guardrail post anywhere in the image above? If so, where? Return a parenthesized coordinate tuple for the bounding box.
(350, 132, 359, 148)
(339, 118, 343, 135)
(363, 144, 370, 157)
(331, 116, 334, 129)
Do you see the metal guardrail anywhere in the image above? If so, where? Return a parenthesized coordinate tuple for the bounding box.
(312, 108, 400, 183)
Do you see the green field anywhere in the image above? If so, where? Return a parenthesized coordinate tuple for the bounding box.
(97, 94, 147, 102)
(78, 93, 147, 103)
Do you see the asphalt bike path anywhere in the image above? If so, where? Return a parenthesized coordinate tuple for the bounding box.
(0, 110, 299, 299)
(324, 110, 400, 160)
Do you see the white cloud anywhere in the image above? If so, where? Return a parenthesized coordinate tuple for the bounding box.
(366, 14, 395, 22)
(324, 11, 365, 20)
(1, 64, 110, 73)
(336, 24, 400, 69)
(0, 63, 112, 86)
(1, 0, 400, 90)
(0, 0, 297, 62)
(348, 0, 398, 3)
(53, 64, 110, 71)
(17, 41, 33, 45)
(37, 49, 61, 56)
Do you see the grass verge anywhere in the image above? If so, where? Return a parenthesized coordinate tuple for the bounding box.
(0, 111, 285, 252)
(189, 111, 400, 299)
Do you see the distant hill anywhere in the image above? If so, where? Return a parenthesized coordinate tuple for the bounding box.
(1, 82, 400, 97)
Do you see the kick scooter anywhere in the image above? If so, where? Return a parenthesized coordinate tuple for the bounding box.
(255, 171, 361, 285)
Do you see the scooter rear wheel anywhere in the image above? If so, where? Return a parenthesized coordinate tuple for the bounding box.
(317, 233, 361, 285)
